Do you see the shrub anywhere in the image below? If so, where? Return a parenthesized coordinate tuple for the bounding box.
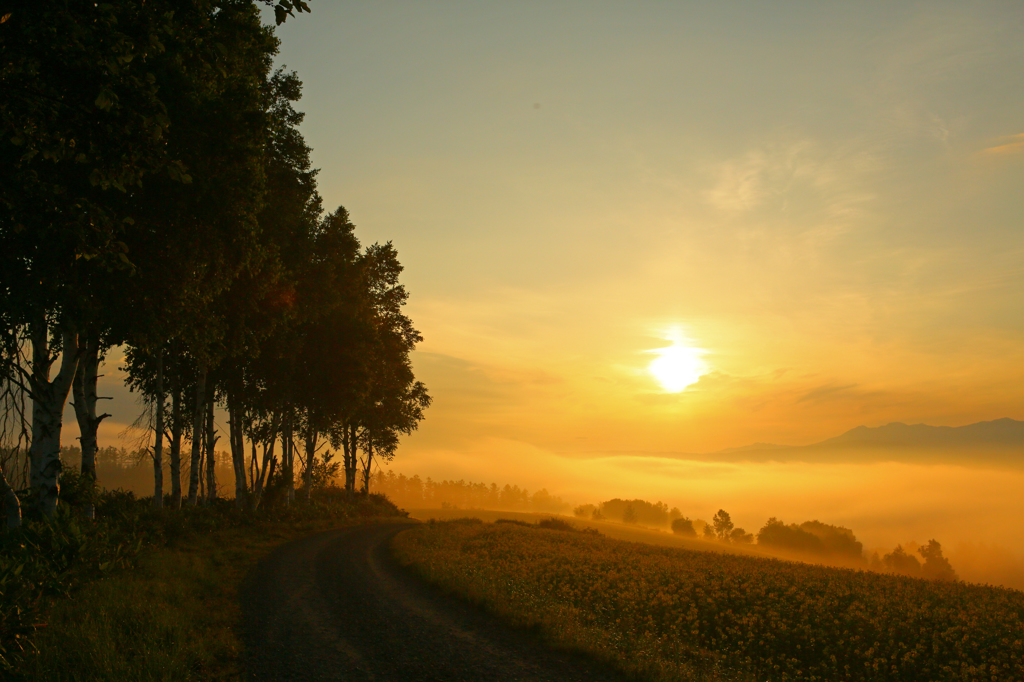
(671, 517, 696, 537)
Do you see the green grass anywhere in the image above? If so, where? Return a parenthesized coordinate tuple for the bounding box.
(19, 520, 334, 682)
(5, 488, 406, 682)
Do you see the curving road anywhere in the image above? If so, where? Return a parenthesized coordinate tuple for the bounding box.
(240, 521, 631, 682)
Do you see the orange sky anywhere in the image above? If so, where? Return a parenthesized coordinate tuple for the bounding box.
(65, 2, 1024, 566)
(264, 2, 1024, 454)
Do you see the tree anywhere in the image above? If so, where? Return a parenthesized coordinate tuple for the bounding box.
(71, 335, 111, 517)
(918, 540, 957, 581)
(757, 517, 824, 554)
(0, 1, 192, 513)
(712, 509, 734, 541)
(882, 545, 921, 576)
(671, 517, 696, 537)
(729, 527, 754, 544)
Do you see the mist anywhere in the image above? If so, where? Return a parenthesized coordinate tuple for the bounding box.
(393, 437, 1024, 588)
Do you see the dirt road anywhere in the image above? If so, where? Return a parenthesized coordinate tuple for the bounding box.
(240, 521, 630, 682)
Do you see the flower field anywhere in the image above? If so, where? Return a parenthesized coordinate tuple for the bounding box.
(392, 519, 1024, 682)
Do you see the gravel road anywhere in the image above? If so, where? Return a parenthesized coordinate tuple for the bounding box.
(240, 520, 631, 682)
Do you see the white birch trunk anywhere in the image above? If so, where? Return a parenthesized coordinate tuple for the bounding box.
(152, 348, 164, 509)
(345, 423, 358, 494)
(169, 380, 182, 508)
(204, 393, 216, 502)
(228, 391, 248, 510)
(283, 422, 294, 507)
(29, 319, 79, 517)
(341, 422, 353, 494)
(362, 438, 373, 494)
(187, 362, 207, 506)
(303, 426, 315, 501)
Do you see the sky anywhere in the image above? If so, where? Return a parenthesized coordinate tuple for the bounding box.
(266, 2, 1024, 447)
(68, 2, 1024, 561)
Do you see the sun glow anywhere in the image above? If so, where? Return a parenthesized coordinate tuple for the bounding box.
(647, 333, 707, 392)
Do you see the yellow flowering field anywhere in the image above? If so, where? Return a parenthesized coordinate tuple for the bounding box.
(392, 519, 1024, 682)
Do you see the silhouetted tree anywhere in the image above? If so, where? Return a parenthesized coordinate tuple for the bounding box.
(713, 509, 734, 541)
(918, 539, 957, 581)
(883, 545, 921, 576)
(729, 527, 754, 544)
(671, 517, 696, 537)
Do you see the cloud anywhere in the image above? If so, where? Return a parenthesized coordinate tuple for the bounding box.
(981, 133, 1024, 156)
(796, 383, 860, 404)
(704, 140, 878, 236)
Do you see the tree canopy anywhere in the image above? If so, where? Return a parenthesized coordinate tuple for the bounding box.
(0, 0, 429, 522)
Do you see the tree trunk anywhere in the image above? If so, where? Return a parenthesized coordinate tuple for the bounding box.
(345, 423, 358, 494)
(152, 348, 164, 509)
(186, 361, 207, 506)
(204, 390, 217, 502)
(198, 440, 205, 501)
(0, 465, 21, 530)
(29, 317, 79, 517)
(228, 391, 248, 510)
(71, 330, 108, 519)
(169, 377, 182, 509)
(303, 425, 315, 501)
(250, 431, 276, 511)
(341, 421, 353, 494)
(283, 420, 294, 507)
(362, 437, 373, 495)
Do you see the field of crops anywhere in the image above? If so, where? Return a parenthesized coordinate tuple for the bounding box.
(392, 519, 1024, 682)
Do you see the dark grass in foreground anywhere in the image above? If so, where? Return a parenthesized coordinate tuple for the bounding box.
(4, 490, 405, 682)
(392, 518, 1024, 682)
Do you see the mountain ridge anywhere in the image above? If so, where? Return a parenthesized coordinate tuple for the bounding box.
(706, 418, 1024, 465)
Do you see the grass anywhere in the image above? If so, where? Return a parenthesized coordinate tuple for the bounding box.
(10, 492, 405, 682)
(406, 507, 772, 560)
(392, 518, 1024, 682)
(19, 524, 292, 682)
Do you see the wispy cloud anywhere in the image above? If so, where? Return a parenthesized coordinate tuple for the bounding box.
(704, 140, 878, 231)
(982, 133, 1024, 156)
(796, 383, 860, 404)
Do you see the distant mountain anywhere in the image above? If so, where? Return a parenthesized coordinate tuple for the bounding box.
(812, 418, 1024, 450)
(706, 418, 1024, 466)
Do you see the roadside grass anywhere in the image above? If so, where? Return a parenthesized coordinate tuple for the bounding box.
(8, 492, 405, 682)
(393, 518, 1024, 682)
(20, 523, 291, 682)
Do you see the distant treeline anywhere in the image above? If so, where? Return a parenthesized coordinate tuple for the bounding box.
(369, 470, 570, 513)
(575, 498, 957, 581)
(574, 499, 681, 527)
(57, 445, 233, 472)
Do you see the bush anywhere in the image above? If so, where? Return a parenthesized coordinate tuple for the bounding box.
(671, 517, 696, 537)
(537, 517, 577, 532)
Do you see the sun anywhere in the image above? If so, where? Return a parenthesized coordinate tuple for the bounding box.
(647, 337, 706, 392)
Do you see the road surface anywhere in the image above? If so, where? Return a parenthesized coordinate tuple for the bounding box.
(240, 521, 631, 682)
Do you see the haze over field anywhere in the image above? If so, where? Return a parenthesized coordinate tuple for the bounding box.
(65, 2, 1023, 580)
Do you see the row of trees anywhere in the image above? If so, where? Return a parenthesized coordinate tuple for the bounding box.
(369, 470, 570, 513)
(0, 1, 428, 527)
(573, 499, 682, 526)
(574, 499, 957, 580)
